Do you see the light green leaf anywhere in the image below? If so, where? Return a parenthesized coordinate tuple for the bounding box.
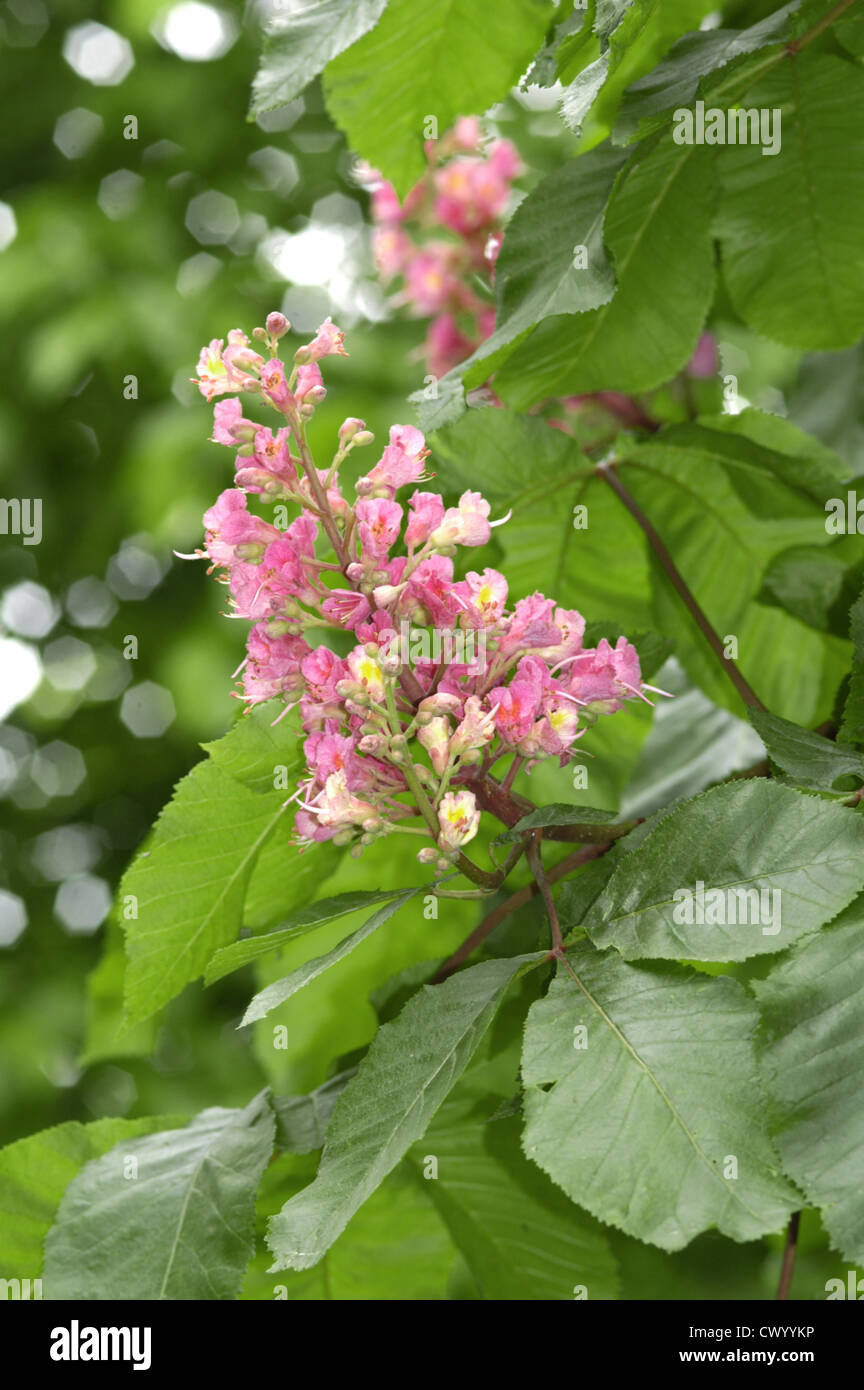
(585, 780, 864, 960)
(122, 762, 289, 1021)
(267, 954, 541, 1269)
(717, 53, 864, 350)
(748, 709, 864, 794)
(240, 886, 424, 1025)
(755, 903, 864, 1265)
(43, 1093, 275, 1300)
(323, 0, 553, 195)
(250, 0, 390, 115)
(494, 136, 716, 405)
(522, 951, 799, 1248)
(122, 710, 306, 1021)
(0, 1117, 185, 1280)
(205, 886, 413, 984)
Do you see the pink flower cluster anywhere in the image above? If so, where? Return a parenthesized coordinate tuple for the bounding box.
(360, 117, 521, 378)
(194, 315, 654, 869)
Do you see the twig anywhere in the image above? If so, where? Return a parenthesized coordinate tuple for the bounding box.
(431, 843, 607, 983)
(776, 1212, 801, 1300)
(597, 460, 766, 712)
(526, 834, 564, 952)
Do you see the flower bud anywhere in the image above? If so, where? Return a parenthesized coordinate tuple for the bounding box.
(338, 417, 366, 444)
(418, 716, 451, 775)
(265, 311, 290, 339)
(353, 430, 375, 447)
(417, 846, 438, 865)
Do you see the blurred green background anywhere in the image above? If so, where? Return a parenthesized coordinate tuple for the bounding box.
(1, 0, 861, 1300)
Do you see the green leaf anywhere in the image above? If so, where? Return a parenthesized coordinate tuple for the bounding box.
(494, 803, 617, 844)
(121, 761, 289, 1022)
(836, 6, 864, 59)
(522, 950, 799, 1248)
(122, 711, 306, 1021)
(839, 582, 864, 745)
(759, 541, 864, 639)
(754, 903, 864, 1265)
(205, 887, 413, 984)
(748, 709, 864, 794)
(493, 136, 716, 406)
(202, 703, 305, 794)
(267, 955, 541, 1269)
(272, 1071, 357, 1154)
(459, 144, 628, 388)
(614, 6, 797, 145)
(621, 663, 765, 819)
(250, 0, 390, 115)
(610, 419, 844, 716)
(240, 886, 424, 1025)
(410, 1094, 619, 1299)
(0, 1117, 185, 1280)
(584, 780, 864, 960)
(244, 1161, 457, 1299)
(717, 53, 864, 351)
(43, 1093, 275, 1300)
(323, 0, 553, 195)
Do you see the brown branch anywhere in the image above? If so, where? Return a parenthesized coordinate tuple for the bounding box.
(526, 834, 563, 952)
(598, 460, 766, 712)
(776, 1211, 801, 1300)
(431, 843, 607, 983)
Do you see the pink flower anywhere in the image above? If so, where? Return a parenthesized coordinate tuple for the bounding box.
(451, 695, 497, 755)
(430, 490, 491, 548)
(242, 623, 308, 706)
(308, 770, 378, 833)
(488, 139, 522, 181)
(399, 554, 458, 627)
(370, 179, 403, 224)
(453, 568, 507, 627)
(488, 679, 542, 745)
(346, 646, 386, 701)
(194, 335, 260, 401)
(405, 490, 445, 550)
(212, 398, 256, 446)
(234, 426, 299, 495)
(437, 789, 480, 850)
(322, 589, 372, 630)
(297, 317, 348, 363)
(566, 637, 643, 713)
(450, 116, 483, 152)
(373, 224, 412, 279)
(687, 331, 718, 379)
(425, 314, 476, 378)
(497, 594, 561, 661)
(295, 362, 326, 404)
(357, 425, 429, 497)
(355, 497, 403, 564)
(403, 245, 464, 314)
(202, 490, 282, 568)
(260, 359, 294, 412)
(433, 157, 513, 236)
